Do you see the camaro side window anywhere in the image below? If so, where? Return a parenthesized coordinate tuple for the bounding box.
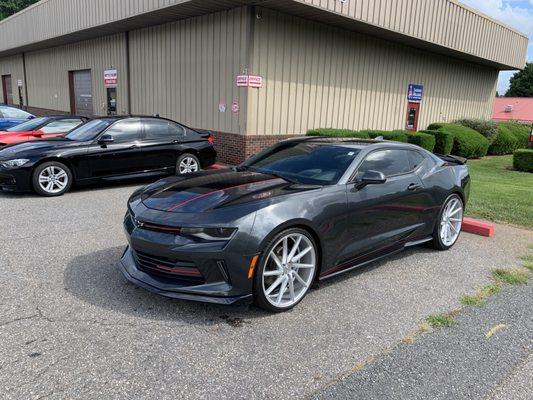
(408, 151, 426, 170)
(357, 150, 411, 178)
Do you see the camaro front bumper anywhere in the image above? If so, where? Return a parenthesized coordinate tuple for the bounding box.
(119, 246, 252, 304)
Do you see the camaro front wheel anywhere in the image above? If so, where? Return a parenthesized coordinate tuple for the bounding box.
(32, 161, 72, 196)
(432, 194, 464, 250)
(253, 228, 318, 312)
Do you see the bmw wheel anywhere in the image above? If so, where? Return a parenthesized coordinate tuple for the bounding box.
(176, 153, 200, 175)
(254, 228, 318, 312)
(32, 161, 73, 197)
(432, 194, 464, 250)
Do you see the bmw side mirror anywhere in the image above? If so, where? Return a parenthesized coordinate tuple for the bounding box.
(98, 134, 114, 145)
(355, 170, 387, 190)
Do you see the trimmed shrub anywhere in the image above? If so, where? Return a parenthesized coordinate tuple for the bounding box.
(500, 122, 530, 148)
(420, 130, 454, 154)
(306, 128, 370, 138)
(427, 122, 449, 131)
(454, 119, 498, 141)
(365, 130, 409, 142)
(488, 125, 518, 155)
(513, 149, 533, 172)
(406, 132, 436, 152)
(439, 124, 490, 158)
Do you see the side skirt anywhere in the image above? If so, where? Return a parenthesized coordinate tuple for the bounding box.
(319, 236, 432, 281)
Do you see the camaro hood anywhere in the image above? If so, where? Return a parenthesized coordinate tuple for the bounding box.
(141, 169, 319, 213)
(0, 138, 83, 159)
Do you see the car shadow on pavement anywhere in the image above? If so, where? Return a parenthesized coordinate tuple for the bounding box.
(63, 246, 270, 326)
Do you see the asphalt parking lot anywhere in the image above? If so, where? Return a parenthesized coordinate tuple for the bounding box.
(1, 181, 532, 399)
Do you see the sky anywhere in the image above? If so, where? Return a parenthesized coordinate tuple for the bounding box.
(460, 0, 533, 94)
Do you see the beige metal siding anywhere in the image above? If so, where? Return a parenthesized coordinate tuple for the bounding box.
(0, 55, 25, 106)
(24, 34, 128, 115)
(129, 7, 250, 134)
(0, 0, 527, 70)
(294, 0, 528, 69)
(247, 8, 499, 136)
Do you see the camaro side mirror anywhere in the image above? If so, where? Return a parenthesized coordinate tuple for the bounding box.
(98, 134, 114, 145)
(355, 170, 387, 190)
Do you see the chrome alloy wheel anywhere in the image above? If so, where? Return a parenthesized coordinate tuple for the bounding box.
(38, 166, 69, 194)
(178, 157, 199, 174)
(262, 233, 316, 308)
(440, 197, 463, 247)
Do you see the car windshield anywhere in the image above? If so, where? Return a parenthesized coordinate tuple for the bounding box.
(5, 117, 48, 132)
(242, 142, 360, 185)
(65, 120, 112, 141)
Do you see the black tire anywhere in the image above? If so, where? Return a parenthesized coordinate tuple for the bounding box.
(176, 153, 200, 175)
(431, 194, 464, 251)
(32, 161, 73, 197)
(253, 228, 318, 312)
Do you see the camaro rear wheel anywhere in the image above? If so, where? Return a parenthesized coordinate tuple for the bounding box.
(432, 194, 464, 250)
(32, 161, 72, 196)
(176, 153, 200, 175)
(254, 228, 317, 312)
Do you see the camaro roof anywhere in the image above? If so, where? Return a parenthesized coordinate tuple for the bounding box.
(286, 136, 419, 150)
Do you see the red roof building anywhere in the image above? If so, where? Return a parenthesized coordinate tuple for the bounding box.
(492, 98, 533, 123)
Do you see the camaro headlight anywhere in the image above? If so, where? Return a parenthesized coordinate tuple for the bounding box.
(180, 227, 237, 241)
(1, 159, 29, 169)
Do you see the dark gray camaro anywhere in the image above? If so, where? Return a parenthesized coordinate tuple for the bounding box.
(120, 138, 470, 312)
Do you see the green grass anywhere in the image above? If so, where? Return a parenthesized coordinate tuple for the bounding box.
(426, 314, 456, 328)
(466, 156, 533, 228)
(492, 269, 529, 285)
(459, 284, 501, 307)
(521, 255, 533, 271)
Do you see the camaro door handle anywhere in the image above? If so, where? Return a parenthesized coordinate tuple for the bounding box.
(408, 183, 422, 191)
(130, 144, 140, 149)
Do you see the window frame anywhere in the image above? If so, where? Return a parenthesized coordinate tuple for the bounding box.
(100, 118, 143, 144)
(348, 147, 424, 183)
(140, 118, 186, 141)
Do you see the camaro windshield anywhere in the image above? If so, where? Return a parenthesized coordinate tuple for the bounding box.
(242, 142, 360, 185)
(66, 120, 112, 141)
(5, 117, 48, 132)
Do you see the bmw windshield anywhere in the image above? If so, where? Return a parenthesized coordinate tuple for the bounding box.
(242, 142, 360, 185)
(65, 120, 113, 141)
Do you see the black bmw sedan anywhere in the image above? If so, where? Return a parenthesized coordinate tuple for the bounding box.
(0, 116, 216, 196)
(121, 138, 470, 312)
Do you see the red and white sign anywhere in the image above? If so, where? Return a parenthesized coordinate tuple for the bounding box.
(236, 75, 263, 88)
(104, 69, 118, 87)
(231, 101, 240, 113)
(248, 75, 263, 88)
(236, 75, 249, 87)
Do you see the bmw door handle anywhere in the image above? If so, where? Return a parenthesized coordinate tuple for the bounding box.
(408, 183, 422, 191)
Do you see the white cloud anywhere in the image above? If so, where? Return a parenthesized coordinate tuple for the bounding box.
(460, 0, 533, 93)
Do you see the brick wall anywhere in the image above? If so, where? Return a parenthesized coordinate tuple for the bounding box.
(213, 131, 301, 165)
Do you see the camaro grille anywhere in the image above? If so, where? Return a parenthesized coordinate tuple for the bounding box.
(133, 250, 204, 283)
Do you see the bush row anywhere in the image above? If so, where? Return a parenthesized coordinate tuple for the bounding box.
(306, 119, 530, 160)
(513, 149, 533, 173)
(451, 119, 531, 155)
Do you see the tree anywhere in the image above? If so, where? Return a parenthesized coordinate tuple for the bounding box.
(0, 0, 39, 21)
(505, 63, 533, 97)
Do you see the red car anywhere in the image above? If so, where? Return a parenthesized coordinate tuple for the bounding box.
(0, 116, 88, 147)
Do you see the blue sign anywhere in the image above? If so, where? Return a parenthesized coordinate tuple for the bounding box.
(407, 84, 424, 103)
